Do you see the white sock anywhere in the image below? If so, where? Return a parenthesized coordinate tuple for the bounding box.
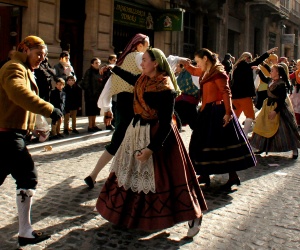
(16, 189, 35, 238)
(243, 118, 253, 136)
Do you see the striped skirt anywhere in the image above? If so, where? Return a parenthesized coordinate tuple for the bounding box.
(189, 102, 256, 175)
(251, 102, 300, 152)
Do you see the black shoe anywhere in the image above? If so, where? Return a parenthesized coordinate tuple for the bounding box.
(197, 175, 210, 187)
(93, 126, 102, 131)
(72, 129, 79, 134)
(88, 127, 95, 132)
(18, 231, 51, 247)
(57, 133, 64, 138)
(49, 135, 59, 140)
(106, 125, 115, 131)
(84, 176, 95, 189)
(292, 150, 298, 159)
(221, 177, 241, 190)
(63, 129, 69, 135)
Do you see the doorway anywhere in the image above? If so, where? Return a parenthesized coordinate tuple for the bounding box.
(0, 4, 22, 63)
(59, 0, 86, 80)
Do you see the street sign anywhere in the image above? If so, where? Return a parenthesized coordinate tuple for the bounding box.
(282, 34, 295, 44)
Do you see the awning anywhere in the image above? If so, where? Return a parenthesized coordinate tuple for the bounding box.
(0, 0, 28, 7)
(114, 0, 184, 31)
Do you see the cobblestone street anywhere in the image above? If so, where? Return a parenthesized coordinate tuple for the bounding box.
(1, 126, 300, 250)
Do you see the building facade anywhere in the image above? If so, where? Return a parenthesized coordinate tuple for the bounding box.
(0, 0, 300, 79)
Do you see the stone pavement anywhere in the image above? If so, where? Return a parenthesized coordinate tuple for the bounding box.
(1, 121, 300, 249)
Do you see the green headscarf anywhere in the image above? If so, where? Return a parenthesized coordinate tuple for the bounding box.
(150, 48, 181, 95)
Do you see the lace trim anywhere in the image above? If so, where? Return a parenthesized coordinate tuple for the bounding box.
(110, 120, 155, 194)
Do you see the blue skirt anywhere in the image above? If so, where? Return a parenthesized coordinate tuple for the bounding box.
(189, 102, 256, 175)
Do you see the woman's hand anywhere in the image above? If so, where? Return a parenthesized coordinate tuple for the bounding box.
(268, 110, 277, 120)
(223, 114, 232, 127)
(267, 47, 278, 54)
(179, 58, 191, 67)
(135, 148, 153, 163)
(104, 111, 113, 126)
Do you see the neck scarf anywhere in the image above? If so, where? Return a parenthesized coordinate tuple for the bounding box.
(134, 72, 174, 120)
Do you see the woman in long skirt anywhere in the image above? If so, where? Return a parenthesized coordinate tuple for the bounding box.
(96, 48, 207, 238)
(180, 49, 257, 190)
(251, 64, 300, 158)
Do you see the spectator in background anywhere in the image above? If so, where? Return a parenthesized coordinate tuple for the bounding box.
(63, 75, 81, 135)
(54, 51, 76, 81)
(278, 57, 289, 67)
(49, 78, 66, 139)
(0, 49, 15, 68)
(81, 57, 103, 132)
(100, 54, 118, 130)
(221, 53, 233, 75)
(34, 57, 56, 102)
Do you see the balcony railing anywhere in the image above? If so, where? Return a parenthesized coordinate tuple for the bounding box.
(291, 0, 300, 17)
(280, 0, 290, 15)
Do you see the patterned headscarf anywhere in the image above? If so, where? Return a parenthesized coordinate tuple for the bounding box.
(17, 35, 47, 52)
(150, 48, 181, 95)
(117, 33, 149, 66)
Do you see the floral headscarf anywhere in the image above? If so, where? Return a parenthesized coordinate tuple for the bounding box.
(117, 33, 149, 66)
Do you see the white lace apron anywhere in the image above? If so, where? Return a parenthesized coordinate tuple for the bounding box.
(110, 119, 156, 194)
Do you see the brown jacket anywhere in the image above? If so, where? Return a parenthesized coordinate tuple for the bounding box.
(0, 52, 53, 130)
(185, 63, 233, 115)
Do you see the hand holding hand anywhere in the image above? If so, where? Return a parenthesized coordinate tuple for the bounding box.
(104, 111, 113, 126)
(135, 148, 153, 163)
(179, 58, 191, 67)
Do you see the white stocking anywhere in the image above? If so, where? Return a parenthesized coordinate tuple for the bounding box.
(243, 118, 253, 137)
(16, 189, 35, 238)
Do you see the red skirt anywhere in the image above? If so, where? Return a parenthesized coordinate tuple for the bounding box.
(96, 123, 207, 230)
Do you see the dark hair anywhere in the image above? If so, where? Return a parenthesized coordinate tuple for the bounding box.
(90, 57, 100, 64)
(59, 51, 69, 59)
(275, 64, 291, 93)
(108, 54, 117, 61)
(66, 75, 75, 81)
(194, 48, 218, 65)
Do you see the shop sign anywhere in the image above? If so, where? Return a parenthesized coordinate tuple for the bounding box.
(114, 1, 149, 29)
(154, 9, 184, 32)
(114, 1, 184, 31)
(0, 0, 28, 7)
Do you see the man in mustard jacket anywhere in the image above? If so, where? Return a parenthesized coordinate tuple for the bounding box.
(0, 36, 62, 247)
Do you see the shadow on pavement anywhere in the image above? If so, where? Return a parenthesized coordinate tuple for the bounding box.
(198, 154, 297, 214)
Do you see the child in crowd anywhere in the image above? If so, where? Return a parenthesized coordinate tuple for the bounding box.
(50, 78, 66, 139)
(63, 75, 81, 134)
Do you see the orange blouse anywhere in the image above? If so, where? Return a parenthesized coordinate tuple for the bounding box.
(184, 64, 233, 115)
